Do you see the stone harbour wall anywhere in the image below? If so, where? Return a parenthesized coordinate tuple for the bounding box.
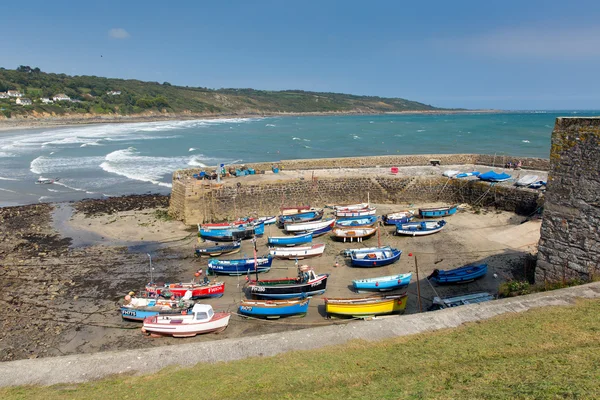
(536, 117, 600, 282)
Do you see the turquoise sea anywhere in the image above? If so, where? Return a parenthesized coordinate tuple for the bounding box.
(0, 111, 597, 206)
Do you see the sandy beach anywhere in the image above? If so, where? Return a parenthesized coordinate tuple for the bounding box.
(0, 195, 540, 362)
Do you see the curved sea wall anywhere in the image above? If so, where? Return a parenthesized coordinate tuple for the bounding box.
(169, 153, 547, 224)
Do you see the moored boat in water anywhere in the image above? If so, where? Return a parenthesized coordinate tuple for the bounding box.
(141, 304, 230, 337)
(324, 294, 408, 317)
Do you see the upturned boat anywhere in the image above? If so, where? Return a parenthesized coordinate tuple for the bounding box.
(515, 174, 539, 187)
(268, 232, 312, 246)
(442, 170, 460, 177)
(198, 221, 264, 241)
(331, 226, 378, 242)
(145, 280, 225, 299)
(396, 220, 446, 236)
(120, 295, 194, 322)
(284, 217, 335, 233)
(428, 292, 495, 311)
(141, 304, 230, 338)
(352, 273, 412, 292)
(324, 294, 408, 317)
(269, 243, 325, 259)
(427, 263, 488, 284)
(194, 240, 241, 257)
(238, 297, 310, 319)
(479, 170, 512, 182)
(247, 265, 329, 299)
(381, 210, 415, 225)
(334, 215, 378, 228)
(342, 245, 392, 257)
(207, 256, 273, 275)
(350, 248, 402, 267)
(418, 204, 457, 218)
(335, 207, 377, 218)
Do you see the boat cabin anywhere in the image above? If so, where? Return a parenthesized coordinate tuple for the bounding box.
(191, 304, 214, 321)
(297, 265, 317, 282)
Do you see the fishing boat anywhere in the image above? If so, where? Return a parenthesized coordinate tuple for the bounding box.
(331, 226, 378, 242)
(194, 240, 241, 257)
(200, 217, 254, 229)
(334, 215, 378, 228)
(427, 263, 488, 284)
(396, 220, 446, 236)
(324, 294, 408, 317)
(333, 203, 370, 211)
(515, 174, 539, 187)
(295, 223, 333, 238)
(428, 292, 495, 311)
(335, 207, 377, 218)
(257, 216, 277, 225)
(199, 221, 264, 241)
(382, 210, 415, 225)
(268, 232, 312, 246)
(277, 208, 324, 227)
(207, 255, 273, 275)
(455, 171, 480, 178)
(35, 176, 59, 184)
(350, 248, 402, 267)
(141, 304, 230, 338)
(352, 273, 412, 293)
(478, 170, 512, 182)
(238, 297, 310, 319)
(528, 180, 546, 189)
(247, 265, 329, 299)
(120, 295, 193, 322)
(418, 204, 458, 218)
(145, 280, 225, 299)
(342, 245, 392, 257)
(269, 243, 325, 259)
(284, 217, 335, 233)
(442, 170, 460, 177)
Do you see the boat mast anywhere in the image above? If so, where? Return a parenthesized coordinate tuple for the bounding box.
(253, 236, 259, 282)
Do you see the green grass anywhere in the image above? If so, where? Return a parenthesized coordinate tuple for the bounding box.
(3, 299, 600, 399)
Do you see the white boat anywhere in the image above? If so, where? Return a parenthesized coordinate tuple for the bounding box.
(269, 244, 326, 259)
(515, 175, 539, 187)
(442, 170, 460, 177)
(396, 220, 446, 236)
(342, 245, 392, 257)
(335, 207, 377, 217)
(258, 216, 277, 225)
(141, 304, 230, 338)
(332, 226, 378, 242)
(334, 203, 370, 211)
(35, 176, 59, 184)
(284, 217, 335, 233)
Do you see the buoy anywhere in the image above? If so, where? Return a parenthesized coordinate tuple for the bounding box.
(194, 272, 200, 277)
(408, 253, 413, 257)
(375, 282, 379, 287)
(398, 279, 401, 284)
(182, 310, 187, 315)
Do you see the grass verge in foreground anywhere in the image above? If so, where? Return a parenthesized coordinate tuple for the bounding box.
(4, 299, 600, 400)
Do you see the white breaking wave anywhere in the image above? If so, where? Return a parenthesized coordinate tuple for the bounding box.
(522, 140, 530, 143)
(30, 155, 105, 175)
(265, 124, 276, 127)
(52, 180, 94, 194)
(417, 129, 426, 132)
(352, 135, 361, 139)
(292, 137, 301, 141)
(0, 176, 18, 181)
(0, 187, 17, 193)
(189, 147, 197, 152)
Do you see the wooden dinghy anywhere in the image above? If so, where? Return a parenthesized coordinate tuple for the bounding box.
(381, 210, 415, 225)
(395, 220, 446, 236)
(247, 265, 329, 299)
(141, 304, 230, 338)
(238, 297, 310, 319)
(350, 248, 402, 267)
(352, 273, 412, 293)
(331, 226, 378, 242)
(324, 294, 408, 317)
(269, 243, 325, 259)
(427, 263, 487, 285)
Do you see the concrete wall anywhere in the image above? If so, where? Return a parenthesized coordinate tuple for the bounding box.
(536, 118, 600, 282)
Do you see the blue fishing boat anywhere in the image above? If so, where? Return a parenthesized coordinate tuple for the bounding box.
(396, 220, 446, 236)
(428, 292, 495, 311)
(238, 297, 310, 319)
(268, 232, 312, 246)
(295, 223, 333, 238)
(455, 171, 481, 178)
(277, 209, 324, 227)
(207, 255, 273, 275)
(352, 273, 412, 292)
(120, 296, 193, 322)
(199, 222, 265, 241)
(350, 248, 402, 267)
(258, 216, 277, 225)
(418, 205, 457, 218)
(342, 245, 392, 257)
(335, 215, 378, 227)
(381, 213, 414, 225)
(478, 170, 512, 182)
(427, 264, 488, 284)
(195, 240, 241, 257)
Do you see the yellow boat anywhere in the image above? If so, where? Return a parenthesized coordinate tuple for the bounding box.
(324, 294, 408, 317)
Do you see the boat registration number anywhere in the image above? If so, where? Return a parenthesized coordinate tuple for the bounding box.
(122, 310, 137, 317)
(251, 286, 266, 292)
(240, 306, 253, 312)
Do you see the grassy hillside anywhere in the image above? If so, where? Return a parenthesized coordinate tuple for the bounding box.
(0, 66, 439, 119)
(3, 299, 599, 399)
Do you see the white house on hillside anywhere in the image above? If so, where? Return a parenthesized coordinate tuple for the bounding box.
(0, 92, 9, 99)
(106, 90, 121, 95)
(16, 98, 32, 106)
(7, 90, 23, 98)
(41, 98, 53, 104)
(53, 93, 71, 102)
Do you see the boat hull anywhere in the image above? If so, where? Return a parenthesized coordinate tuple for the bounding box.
(284, 218, 334, 233)
(352, 273, 412, 292)
(395, 220, 446, 236)
(145, 282, 225, 299)
(325, 295, 408, 317)
(418, 205, 457, 218)
(208, 257, 273, 276)
(121, 306, 191, 322)
(269, 244, 325, 259)
(428, 264, 488, 284)
(195, 241, 241, 257)
(268, 232, 312, 246)
(238, 298, 310, 318)
(142, 313, 230, 337)
(248, 275, 329, 299)
(331, 227, 378, 242)
(350, 249, 402, 267)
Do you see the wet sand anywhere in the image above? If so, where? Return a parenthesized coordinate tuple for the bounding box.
(0, 196, 540, 362)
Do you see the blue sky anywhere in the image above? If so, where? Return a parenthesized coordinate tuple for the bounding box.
(1, 0, 600, 110)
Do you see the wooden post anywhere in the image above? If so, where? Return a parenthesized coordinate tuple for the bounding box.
(415, 255, 423, 313)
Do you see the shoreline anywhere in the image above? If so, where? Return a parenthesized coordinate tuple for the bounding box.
(0, 109, 503, 132)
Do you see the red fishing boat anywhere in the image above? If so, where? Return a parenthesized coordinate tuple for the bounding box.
(145, 280, 225, 299)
